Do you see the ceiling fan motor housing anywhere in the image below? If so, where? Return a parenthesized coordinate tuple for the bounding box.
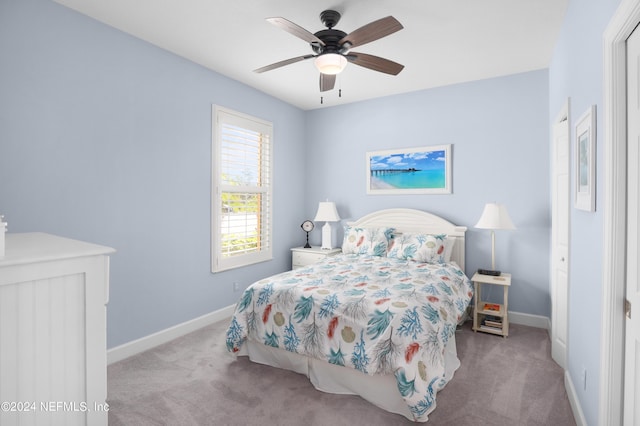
(312, 10, 347, 55)
(312, 29, 347, 54)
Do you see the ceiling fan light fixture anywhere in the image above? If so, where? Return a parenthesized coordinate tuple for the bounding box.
(314, 53, 347, 75)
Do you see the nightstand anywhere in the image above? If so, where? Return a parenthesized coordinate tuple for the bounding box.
(472, 272, 511, 337)
(291, 246, 341, 270)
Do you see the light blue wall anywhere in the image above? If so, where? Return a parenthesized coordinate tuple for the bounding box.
(0, 0, 306, 348)
(548, 0, 621, 424)
(306, 70, 551, 317)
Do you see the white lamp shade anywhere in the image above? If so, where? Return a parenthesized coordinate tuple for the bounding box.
(475, 203, 516, 230)
(314, 53, 347, 75)
(314, 201, 341, 222)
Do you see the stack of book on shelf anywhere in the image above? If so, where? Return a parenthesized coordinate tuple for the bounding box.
(480, 314, 503, 332)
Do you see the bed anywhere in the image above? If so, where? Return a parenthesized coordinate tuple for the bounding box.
(225, 208, 473, 422)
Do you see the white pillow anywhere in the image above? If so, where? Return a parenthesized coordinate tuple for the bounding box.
(442, 236, 455, 263)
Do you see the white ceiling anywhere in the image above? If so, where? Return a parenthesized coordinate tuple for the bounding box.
(54, 0, 568, 111)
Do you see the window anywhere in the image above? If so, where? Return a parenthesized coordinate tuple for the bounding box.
(212, 106, 272, 272)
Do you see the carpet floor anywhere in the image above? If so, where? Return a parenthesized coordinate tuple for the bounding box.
(108, 320, 576, 425)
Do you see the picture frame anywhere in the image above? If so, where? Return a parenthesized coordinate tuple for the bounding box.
(575, 105, 596, 211)
(366, 144, 452, 195)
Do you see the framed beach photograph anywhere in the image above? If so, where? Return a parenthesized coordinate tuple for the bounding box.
(575, 105, 596, 211)
(366, 145, 452, 195)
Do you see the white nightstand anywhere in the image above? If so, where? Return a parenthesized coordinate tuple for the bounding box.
(472, 272, 511, 337)
(291, 246, 341, 269)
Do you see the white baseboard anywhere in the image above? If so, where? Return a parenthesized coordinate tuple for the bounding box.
(565, 370, 587, 426)
(107, 304, 235, 365)
(508, 310, 551, 331)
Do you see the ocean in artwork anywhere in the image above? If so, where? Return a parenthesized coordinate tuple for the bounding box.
(371, 169, 445, 189)
(369, 148, 447, 189)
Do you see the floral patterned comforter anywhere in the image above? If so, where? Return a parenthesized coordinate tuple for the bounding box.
(225, 253, 473, 422)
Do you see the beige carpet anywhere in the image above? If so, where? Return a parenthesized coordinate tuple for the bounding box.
(107, 320, 576, 425)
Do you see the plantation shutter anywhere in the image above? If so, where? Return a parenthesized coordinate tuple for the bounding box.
(212, 107, 272, 272)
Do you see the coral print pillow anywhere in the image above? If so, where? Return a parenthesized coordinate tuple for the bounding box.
(387, 233, 451, 264)
(341, 226, 395, 256)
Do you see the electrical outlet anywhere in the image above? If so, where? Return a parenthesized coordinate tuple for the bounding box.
(582, 368, 587, 390)
(233, 282, 239, 292)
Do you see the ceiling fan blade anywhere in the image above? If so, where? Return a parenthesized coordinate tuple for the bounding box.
(267, 17, 325, 46)
(339, 16, 403, 49)
(319, 73, 336, 92)
(254, 55, 315, 73)
(347, 52, 404, 75)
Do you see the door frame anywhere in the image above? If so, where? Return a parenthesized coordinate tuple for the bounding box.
(600, 0, 640, 423)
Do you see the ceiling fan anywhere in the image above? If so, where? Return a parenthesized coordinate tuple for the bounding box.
(254, 10, 404, 92)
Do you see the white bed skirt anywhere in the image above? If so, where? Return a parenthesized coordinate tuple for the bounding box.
(236, 333, 460, 422)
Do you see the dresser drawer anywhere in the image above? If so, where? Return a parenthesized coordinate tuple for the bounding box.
(291, 247, 341, 270)
(292, 251, 327, 267)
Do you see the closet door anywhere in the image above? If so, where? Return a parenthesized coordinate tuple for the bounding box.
(551, 102, 570, 370)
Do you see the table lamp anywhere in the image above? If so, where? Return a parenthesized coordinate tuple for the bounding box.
(475, 203, 515, 274)
(314, 201, 341, 250)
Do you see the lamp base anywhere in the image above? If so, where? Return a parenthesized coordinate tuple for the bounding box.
(321, 222, 334, 250)
(477, 268, 501, 276)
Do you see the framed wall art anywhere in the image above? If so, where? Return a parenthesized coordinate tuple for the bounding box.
(366, 144, 452, 195)
(575, 105, 596, 211)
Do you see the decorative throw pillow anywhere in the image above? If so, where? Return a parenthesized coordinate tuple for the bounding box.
(341, 226, 395, 256)
(387, 233, 452, 264)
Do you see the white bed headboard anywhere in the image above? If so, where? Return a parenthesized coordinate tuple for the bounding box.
(348, 208, 467, 273)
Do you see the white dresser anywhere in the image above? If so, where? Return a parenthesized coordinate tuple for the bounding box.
(0, 233, 114, 426)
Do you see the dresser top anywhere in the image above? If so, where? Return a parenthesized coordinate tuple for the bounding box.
(0, 232, 115, 267)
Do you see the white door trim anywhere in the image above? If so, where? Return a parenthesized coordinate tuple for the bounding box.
(601, 0, 640, 424)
